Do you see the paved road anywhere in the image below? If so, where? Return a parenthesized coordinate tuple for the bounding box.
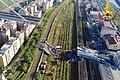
(0, 11, 40, 24)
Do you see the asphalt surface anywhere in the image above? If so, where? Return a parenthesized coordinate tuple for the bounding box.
(0, 11, 40, 24)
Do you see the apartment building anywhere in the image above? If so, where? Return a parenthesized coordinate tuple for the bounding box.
(0, 28, 10, 48)
(2, 21, 17, 35)
(0, 31, 24, 67)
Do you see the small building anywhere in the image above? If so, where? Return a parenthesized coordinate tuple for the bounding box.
(99, 64, 114, 80)
(103, 34, 120, 50)
(0, 28, 10, 47)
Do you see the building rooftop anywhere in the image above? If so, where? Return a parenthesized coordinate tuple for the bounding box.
(103, 20, 117, 30)
(0, 44, 11, 56)
(99, 64, 114, 80)
(2, 22, 13, 28)
(104, 34, 117, 45)
(0, 27, 8, 33)
(110, 67, 120, 80)
(7, 37, 17, 45)
(14, 31, 21, 37)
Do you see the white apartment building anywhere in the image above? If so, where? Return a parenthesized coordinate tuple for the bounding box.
(0, 31, 24, 67)
(3, 21, 17, 35)
(24, 24, 36, 37)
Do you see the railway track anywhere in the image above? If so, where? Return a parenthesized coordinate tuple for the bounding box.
(78, 60, 88, 80)
(75, 0, 89, 80)
(26, 1, 71, 80)
(77, 0, 102, 80)
(86, 60, 102, 80)
(49, 2, 73, 80)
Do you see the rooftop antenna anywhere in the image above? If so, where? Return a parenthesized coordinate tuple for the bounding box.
(0, 0, 27, 22)
(10, 0, 31, 16)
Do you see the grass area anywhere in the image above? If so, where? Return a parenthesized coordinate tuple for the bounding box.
(37, 1, 74, 80)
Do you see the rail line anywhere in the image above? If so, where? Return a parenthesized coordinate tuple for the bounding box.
(76, 0, 89, 80)
(86, 60, 102, 80)
(78, 60, 88, 80)
(48, 2, 73, 80)
(26, 0, 71, 80)
(77, 0, 102, 80)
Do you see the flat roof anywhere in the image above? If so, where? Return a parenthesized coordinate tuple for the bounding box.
(14, 31, 21, 37)
(6, 37, 17, 45)
(103, 21, 117, 30)
(99, 64, 114, 80)
(110, 68, 120, 80)
(0, 44, 11, 55)
(104, 35, 117, 45)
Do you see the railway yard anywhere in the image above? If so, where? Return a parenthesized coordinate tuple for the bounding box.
(0, 0, 120, 80)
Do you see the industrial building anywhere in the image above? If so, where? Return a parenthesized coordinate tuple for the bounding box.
(103, 34, 120, 50)
(100, 20, 117, 38)
(99, 64, 114, 80)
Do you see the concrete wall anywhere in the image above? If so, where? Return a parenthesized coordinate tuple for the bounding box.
(25, 24, 36, 37)
(0, 20, 4, 28)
